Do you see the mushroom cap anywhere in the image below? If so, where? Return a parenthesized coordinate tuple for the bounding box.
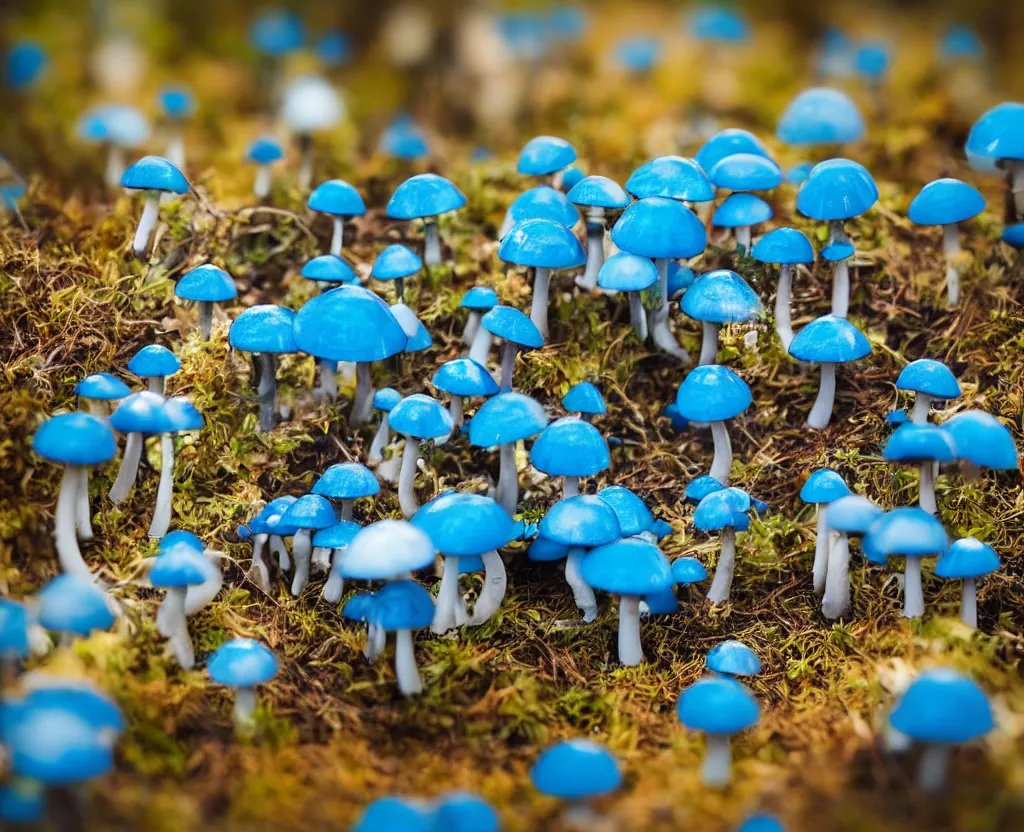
(965, 102, 1024, 162)
(264, 510, 300, 538)
(785, 162, 813, 185)
(249, 8, 305, 56)
(128, 344, 181, 379)
(341, 592, 376, 622)
(694, 488, 752, 532)
(539, 495, 622, 547)
(797, 158, 878, 220)
(530, 416, 610, 477)
(249, 496, 297, 536)
(610, 196, 707, 260)
(561, 166, 586, 192)
(158, 530, 203, 552)
(752, 227, 815, 265)
(696, 129, 770, 174)
(908, 178, 985, 226)
(677, 676, 760, 735)
(5, 40, 47, 89)
(379, 117, 429, 161)
(707, 640, 762, 676)
(943, 411, 1019, 470)
(480, 305, 544, 348)
(164, 397, 204, 433)
(149, 542, 213, 588)
(527, 536, 569, 562)
(614, 35, 662, 73)
(580, 537, 672, 595)
(459, 555, 485, 574)
(664, 402, 689, 432)
(176, 264, 237, 303)
(517, 135, 576, 176)
(685, 475, 725, 502)
(1002, 222, 1024, 249)
(9, 681, 124, 738)
(245, 137, 283, 164)
(5, 705, 113, 785)
(307, 178, 365, 217)
(434, 791, 500, 832)
(597, 252, 659, 292)
(390, 303, 432, 353)
(0, 599, 29, 659)
(281, 494, 338, 531)
(109, 392, 170, 436)
(681, 269, 761, 324)
(339, 520, 436, 580)
(506, 186, 580, 229)
(886, 410, 909, 425)
(854, 42, 890, 80)
(862, 507, 948, 564)
(689, 5, 749, 42)
(596, 486, 654, 536)
(895, 359, 961, 399)
(820, 240, 855, 262)
(800, 469, 851, 504)
(312, 520, 360, 549)
(389, 394, 453, 440)
(0, 783, 43, 823)
(352, 797, 434, 832)
(121, 155, 189, 194)
(883, 423, 957, 463)
(301, 254, 358, 284)
(77, 104, 150, 147)
(738, 815, 786, 832)
(530, 740, 622, 800)
(460, 286, 498, 310)
(370, 580, 435, 631)
(675, 365, 752, 422)
(74, 373, 131, 401)
(709, 153, 783, 192)
(32, 413, 116, 466)
(158, 85, 194, 119)
(671, 556, 708, 584)
(935, 537, 1000, 580)
(229, 304, 297, 354)
(469, 392, 548, 447)
(712, 193, 773, 228)
(280, 75, 342, 134)
(208, 639, 279, 688)
(566, 175, 630, 209)
(498, 218, 586, 269)
(313, 463, 381, 500)
(294, 285, 407, 362)
(372, 245, 423, 281)
(625, 156, 715, 202)
(374, 387, 402, 412)
(37, 576, 114, 636)
(776, 87, 865, 146)
(562, 382, 606, 415)
(788, 314, 871, 364)
(387, 173, 466, 220)
(889, 668, 993, 744)
(432, 358, 499, 398)
(940, 25, 984, 62)
(411, 492, 517, 556)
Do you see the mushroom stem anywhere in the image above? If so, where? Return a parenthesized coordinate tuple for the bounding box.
(367, 416, 391, 465)
(109, 432, 142, 504)
(577, 213, 606, 291)
(351, 362, 374, 426)
(628, 291, 648, 342)
(365, 623, 385, 663)
(499, 341, 519, 392)
(185, 554, 223, 615)
(76, 467, 94, 541)
(256, 352, 278, 433)
(941, 223, 962, 305)
(165, 130, 185, 170)
(330, 217, 344, 256)
(617, 595, 643, 666)
(468, 323, 493, 365)
(961, 578, 978, 628)
(735, 225, 752, 252)
(902, 555, 925, 619)
(340, 501, 353, 522)
(917, 743, 950, 793)
(132, 193, 161, 258)
(424, 220, 442, 266)
(105, 144, 126, 188)
(497, 442, 518, 517)
(910, 393, 933, 425)
(148, 433, 175, 539)
(530, 267, 551, 340)
(233, 687, 258, 736)
(297, 134, 314, 191)
(431, 555, 467, 633)
(448, 395, 464, 430)
(1011, 160, 1024, 220)
(806, 363, 837, 430)
(564, 547, 598, 622)
(650, 257, 691, 362)
(562, 476, 580, 499)
(148, 376, 165, 395)
(270, 535, 290, 570)
(397, 436, 421, 518)
(709, 420, 732, 484)
(701, 735, 733, 788)
(289, 529, 312, 596)
(55, 465, 92, 580)
(831, 260, 850, 318)
(316, 358, 338, 401)
(164, 586, 194, 669)
(467, 550, 507, 626)
(775, 264, 795, 349)
(394, 629, 422, 696)
(706, 528, 737, 605)
(822, 532, 851, 620)
(463, 310, 481, 347)
(311, 546, 331, 573)
(253, 164, 272, 199)
(699, 322, 719, 366)
(248, 534, 271, 594)
(918, 462, 938, 515)
(322, 551, 345, 603)
(812, 510, 831, 595)
(197, 301, 214, 340)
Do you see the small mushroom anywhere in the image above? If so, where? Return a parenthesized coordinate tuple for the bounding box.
(696, 129, 771, 177)
(4, 40, 48, 91)
(368, 388, 402, 467)
(566, 175, 630, 290)
(738, 816, 785, 832)
(372, 244, 422, 303)
(313, 521, 360, 604)
(694, 487, 752, 605)
(531, 416, 610, 498)
(516, 135, 577, 189)
(386, 173, 467, 266)
(388, 395, 454, 518)
(799, 469, 852, 596)
(120, 156, 189, 258)
(677, 676, 760, 787)
(882, 423, 956, 515)
(942, 410, 1019, 480)
(149, 398, 205, 539)
(682, 269, 762, 366)
(127, 343, 181, 395)
(307, 179, 365, 256)
(175, 264, 238, 341)
(1002, 223, 1024, 250)
(316, 30, 353, 66)
(479, 305, 545, 392)
(432, 358, 499, 432)
(788, 315, 872, 430)
(597, 252, 659, 342)
(935, 538, 1000, 628)
(863, 507, 948, 619)
(73, 373, 130, 420)
(378, 113, 430, 161)
(37, 575, 115, 642)
(149, 543, 211, 669)
(460, 286, 499, 358)
(157, 85, 195, 170)
(244, 137, 284, 200)
(625, 154, 715, 205)
(0, 598, 30, 680)
(312, 462, 379, 523)
(965, 103, 1024, 220)
(708, 153, 783, 251)
(207, 638, 279, 737)
(562, 382, 606, 422)
(153, 531, 223, 622)
(341, 592, 381, 662)
(706, 640, 762, 677)
(685, 475, 726, 503)
(751, 227, 815, 349)
(77, 104, 150, 188)
(228, 305, 297, 432)
(670, 557, 709, 605)
(369, 580, 435, 697)
(712, 193, 773, 253)
(278, 494, 338, 596)
(352, 797, 435, 832)
(280, 75, 343, 191)
(245, 496, 297, 592)
(895, 359, 961, 424)
(614, 35, 662, 75)
(776, 87, 865, 148)
(434, 791, 501, 832)
(530, 740, 621, 825)
(498, 185, 579, 240)
(674, 365, 752, 484)
(107, 393, 169, 509)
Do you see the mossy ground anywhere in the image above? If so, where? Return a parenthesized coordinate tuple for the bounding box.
(2, 4, 1024, 831)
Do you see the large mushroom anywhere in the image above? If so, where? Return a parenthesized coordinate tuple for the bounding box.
(228, 305, 297, 432)
(788, 315, 872, 430)
(674, 365, 752, 484)
(387, 395, 454, 518)
(681, 269, 762, 366)
(479, 305, 544, 392)
(530, 416, 610, 498)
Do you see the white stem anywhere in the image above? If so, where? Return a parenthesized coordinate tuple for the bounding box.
(942, 223, 961, 306)
(184, 553, 223, 615)
(1012, 160, 1024, 219)
(628, 292, 648, 341)
(365, 623, 385, 663)
(709, 421, 732, 484)
(919, 462, 938, 515)
(618, 595, 643, 666)
(56, 466, 92, 579)
(650, 272, 691, 362)
(563, 476, 580, 499)
(656, 257, 669, 314)
(297, 138, 313, 191)
(198, 302, 214, 340)
(234, 687, 257, 736)
(368, 418, 390, 465)
(499, 342, 518, 392)
(530, 267, 551, 340)
(311, 546, 331, 573)
(254, 165, 272, 199)
(323, 551, 345, 603)
(109, 432, 142, 504)
(76, 467, 94, 541)
(255, 353, 277, 432)
(351, 362, 374, 426)
(578, 218, 605, 291)
(735, 225, 752, 251)
(467, 550, 506, 626)
(831, 260, 850, 318)
(165, 131, 185, 170)
(565, 547, 598, 622)
(432, 555, 464, 633)
(775, 265, 794, 349)
(449, 395, 464, 429)
(424, 221, 441, 266)
(706, 528, 736, 605)
(497, 443, 518, 517)
(822, 533, 851, 620)
(270, 535, 290, 571)
(812, 510, 830, 595)
(701, 735, 733, 787)
(463, 311, 481, 347)
(165, 586, 194, 669)
(148, 434, 175, 539)
(105, 144, 125, 188)
(911, 393, 933, 425)
(394, 629, 423, 696)
(903, 556, 924, 619)
(917, 744, 950, 793)
(133, 195, 160, 258)
(468, 324, 493, 365)
(290, 529, 312, 596)
(398, 436, 421, 518)
(330, 217, 344, 256)
(807, 363, 837, 430)
(699, 322, 719, 365)
(317, 358, 338, 401)
(249, 534, 271, 594)
(961, 578, 978, 628)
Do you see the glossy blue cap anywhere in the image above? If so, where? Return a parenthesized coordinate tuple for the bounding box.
(108, 392, 169, 435)
(695, 129, 770, 174)
(675, 365, 751, 422)
(411, 492, 516, 556)
(339, 520, 436, 579)
(245, 137, 283, 164)
(883, 423, 957, 463)
(506, 186, 580, 229)
(681, 269, 761, 323)
(785, 162, 813, 185)
(469, 392, 548, 446)
(707, 640, 762, 676)
(738, 815, 786, 832)
(5, 41, 47, 89)
(158, 86, 194, 119)
(530, 417, 610, 477)
(665, 402, 689, 432)
(374, 388, 401, 412)
(312, 520, 360, 549)
(539, 495, 621, 547)
(6, 706, 113, 784)
(797, 158, 878, 220)
(372, 244, 422, 280)
(77, 105, 150, 146)
(777, 87, 865, 146)
(527, 536, 570, 562)
(481, 305, 544, 348)
(694, 488, 751, 532)
(370, 580, 434, 631)
(176, 264, 237, 302)
(207, 638, 278, 687)
(685, 475, 725, 502)
(229, 304, 297, 354)
(965, 103, 1024, 162)
(294, 285, 407, 362)
(935, 537, 1000, 580)
(342, 592, 376, 622)
(615, 35, 661, 74)
(164, 397, 204, 432)
(387, 174, 466, 220)
(611, 197, 706, 259)
(887, 409, 909, 425)
(596, 486, 653, 536)
(149, 542, 212, 587)
(896, 359, 961, 399)
(1002, 223, 1024, 248)
(862, 507, 948, 564)
(499, 218, 586, 269)
(159, 530, 203, 552)
(317, 30, 353, 66)
(908, 178, 985, 226)
(389, 394, 454, 440)
(37, 575, 114, 635)
(390, 303, 432, 353)
(940, 26, 984, 62)
(566, 175, 630, 209)
(121, 156, 188, 194)
(128, 344, 180, 378)
(313, 463, 379, 500)
(672, 556, 708, 584)
(301, 254, 358, 284)
(820, 240, 855, 262)
(0, 599, 29, 658)
(855, 42, 890, 80)
(33, 413, 116, 466)
(788, 314, 871, 363)
(307, 179, 365, 217)
(250, 8, 305, 56)
(280, 494, 337, 530)
(712, 193, 773, 228)
(352, 797, 434, 832)
(434, 791, 500, 832)
(562, 382, 606, 415)
(709, 153, 783, 192)
(598, 252, 659, 292)
(625, 156, 715, 202)
(943, 411, 1018, 470)
(530, 740, 621, 799)
(517, 135, 576, 176)
(432, 358, 499, 398)
(379, 118, 429, 161)
(581, 537, 672, 595)
(677, 676, 759, 734)
(752, 228, 814, 265)
(889, 668, 993, 744)
(800, 469, 850, 504)
(461, 286, 499, 310)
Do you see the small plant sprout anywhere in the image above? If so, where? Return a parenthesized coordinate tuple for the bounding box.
(245, 137, 284, 200)
(776, 87, 866, 148)
(468, 392, 549, 517)
(388, 395, 454, 518)
(611, 196, 707, 362)
(675, 365, 752, 484)
(157, 86, 194, 169)
(498, 185, 580, 240)
(863, 507, 948, 619)
(889, 669, 993, 793)
(432, 358, 499, 432)
(480, 305, 545, 392)
(307, 179, 365, 256)
(174, 264, 237, 340)
(293, 285, 407, 425)
(434, 791, 501, 832)
(677, 676, 760, 788)
(539, 495, 622, 623)
(120, 156, 189, 259)
(788, 315, 872, 430)
(563, 382, 606, 421)
(280, 75, 343, 191)
(460, 286, 498, 358)
(245, 496, 297, 592)
(517, 135, 577, 189)
(370, 580, 436, 697)
(695, 487, 752, 605)
(682, 269, 762, 366)
(128, 343, 181, 394)
(707, 640, 762, 677)
(531, 416, 610, 498)
(530, 740, 621, 826)
(882, 423, 956, 515)
(77, 104, 151, 188)
(108, 393, 170, 507)
(908, 179, 985, 305)
(935, 538, 1000, 628)
(943, 410, 1019, 480)
(386, 173, 467, 266)
(796, 160, 878, 317)
(799, 469, 852, 595)
(279, 495, 337, 596)
(149, 398, 205, 539)
(368, 388, 401, 467)
(353, 797, 435, 832)
(412, 492, 516, 631)
(752, 227, 815, 349)
(372, 244, 422, 302)
(207, 638, 279, 737)
(149, 543, 211, 669)
(823, 495, 883, 620)
(314, 521, 360, 604)
(597, 252, 659, 342)
(896, 359, 961, 424)
(37, 575, 115, 642)
(965, 103, 1024, 219)
(31, 413, 116, 579)
(566, 175, 630, 290)
(228, 304, 297, 432)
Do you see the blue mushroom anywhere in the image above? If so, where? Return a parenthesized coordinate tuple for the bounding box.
(939, 25, 984, 63)
(312, 521, 360, 604)
(121, 156, 189, 258)
(785, 163, 813, 186)
(596, 486, 654, 538)
(368, 387, 402, 467)
(387, 173, 467, 266)
(244, 496, 297, 592)
(301, 255, 358, 289)
(341, 592, 380, 661)
(279, 494, 338, 596)
(279, 75, 343, 191)
(896, 359, 961, 424)
(77, 104, 151, 188)
(883, 423, 956, 515)
(434, 791, 500, 832)
(626, 155, 715, 203)
(460, 286, 499, 358)
(738, 815, 786, 832)
(788, 315, 872, 430)
(824, 495, 882, 617)
(0, 598, 30, 672)
(369, 579, 435, 697)
(965, 103, 1024, 219)
(517, 135, 577, 184)
(694, 487, 752, 604)
(685, 475, 725, 502)
(1002, 222, 1024, 249)
(149, 543, 212, 668)
(149, 397, 205, 539)
(307, 179, 365, 257)
(338, 520, 436, 585)
(712, 194, 773, 252)
(597, 252, 660, 342)
(709, 153, 783, 251)
(5, 40, 47, 90)
(175, 264, 237, 340)
(530, 417, 610, 498)
(530, 740, 621, 815)
(250, 8, 305, 58)
(432, 358, 499, 431)
(245, 137, 284, 200)
(388, 395, 454, 517)
(37, 575, 115, 639)
(378, 114, 430, 162)
(107, 391, 170, 508)
(696, 129, 770, 174)
(128, 343, 181, 395)
(390, 303, 433, 356)
(228, 304, 297, 432)
(752, 228, 815, 349)
(500, 185, 579, 239)
(799, 469, 852, 596)
(677, 675, 760, 787)
(566, 175, 630, 290)
(614, 35, 662, 75)
(207, 638, 279, 736)
(681, 269, 762, 366)
(776, 87, 865, 147)
(372, 244, 422, 302)
(670, 557, 709, 608)
(352, 796, 434, 832)
(480, 305, 545, 392)
(316, 30, 354, 67)
(936, 538, 1000, 628)
(863, 507, 948, 619)
(675, 365, 752, 484)
(689, 5, 749, 43)
(942, 411, 1019, 478)
(157, 85, 194, 170)
(707, 640, 762, 677)
(562, 382, 606, 420)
